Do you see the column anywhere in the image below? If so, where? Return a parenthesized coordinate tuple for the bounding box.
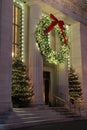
(0, 0, 13, 113)
(29, 4, 43, 105)
(80, 23, 87, 115)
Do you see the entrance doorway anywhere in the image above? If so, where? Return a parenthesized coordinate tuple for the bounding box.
(43, 72, 50, 105)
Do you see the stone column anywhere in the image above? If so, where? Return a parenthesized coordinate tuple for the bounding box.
(80, 23, 87, 116)
(29, 4, 43, 105)
(0, 0, 13, 113)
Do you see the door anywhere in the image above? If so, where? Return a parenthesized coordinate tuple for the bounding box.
(43, 72, 50, 105)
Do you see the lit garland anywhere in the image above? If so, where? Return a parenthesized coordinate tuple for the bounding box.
(36, 14, 70, 65)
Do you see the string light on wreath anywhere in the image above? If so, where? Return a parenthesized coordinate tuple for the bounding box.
(36, 14, 70, 65)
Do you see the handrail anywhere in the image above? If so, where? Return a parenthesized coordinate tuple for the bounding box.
(53, 95, 66, 105)
(53, 95, 82, 116)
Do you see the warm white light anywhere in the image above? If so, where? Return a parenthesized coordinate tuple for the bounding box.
(36, 43, 40, 51)
(12, 52, 14, 58)
(67, 56, 71, 69)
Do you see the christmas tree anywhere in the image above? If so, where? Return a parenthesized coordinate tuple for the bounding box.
(68, 67, 82, 104)
(12, 58, 34, 107)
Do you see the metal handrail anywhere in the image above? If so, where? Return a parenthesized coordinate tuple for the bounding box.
(53, 95, 82, 116)
(53, 95, 66, 104)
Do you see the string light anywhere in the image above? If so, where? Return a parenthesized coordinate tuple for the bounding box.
(36, 15, 70, 65)
(13, 0, 24, 61)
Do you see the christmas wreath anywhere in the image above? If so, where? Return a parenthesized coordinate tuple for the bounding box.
(36, 14, 70, 65)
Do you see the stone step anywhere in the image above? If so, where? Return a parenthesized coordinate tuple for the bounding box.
(6, 109, 65, 124)
(52, 107, 82, 119)
(13, 110, 58, 115)
(5, 115, 72, 130)
(4, 117, 72, 130)
(0, 106, 83, 130)
(6, 115, 65, 124)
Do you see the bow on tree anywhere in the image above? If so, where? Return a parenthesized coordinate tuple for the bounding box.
(45, 14, 67, 45)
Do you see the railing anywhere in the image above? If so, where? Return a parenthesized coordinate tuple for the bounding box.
(53, 95, 66, 107)
(53, 95, 82, 116)
(54, 95, 66, 103)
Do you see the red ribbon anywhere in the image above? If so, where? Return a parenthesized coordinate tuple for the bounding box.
(45, 14, 67, 45)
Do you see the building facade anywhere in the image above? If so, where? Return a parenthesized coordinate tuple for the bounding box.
(0, 0, 87, 116)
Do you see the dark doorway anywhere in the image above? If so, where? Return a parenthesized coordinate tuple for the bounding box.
(43, 72, 50, 105)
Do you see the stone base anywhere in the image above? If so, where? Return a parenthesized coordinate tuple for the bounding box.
(0, 102, 12, 114)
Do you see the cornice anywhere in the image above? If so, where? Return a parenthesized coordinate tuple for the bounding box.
(40, 0, 87, 25)
(69, 0, 87, 11)
(20, 0, 41, 5)
(20, 0, 87, 25)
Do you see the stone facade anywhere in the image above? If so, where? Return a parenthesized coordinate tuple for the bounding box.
(0, 0, 87, 116)
(27, 0, 87, 115)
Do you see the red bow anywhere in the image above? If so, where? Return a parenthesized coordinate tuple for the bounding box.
(45, 14, 67, 45)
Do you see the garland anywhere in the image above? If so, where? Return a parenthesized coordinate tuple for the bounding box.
(36, 14, 70, 65)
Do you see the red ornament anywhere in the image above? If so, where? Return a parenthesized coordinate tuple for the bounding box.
(45, 14, 67, 45)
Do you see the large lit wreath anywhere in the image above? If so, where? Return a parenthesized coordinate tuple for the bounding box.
(36, 14, 70, 65)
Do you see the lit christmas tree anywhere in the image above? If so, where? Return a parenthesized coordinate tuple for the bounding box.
(12, 58, 34, 107)
(68, 67, 82, 104)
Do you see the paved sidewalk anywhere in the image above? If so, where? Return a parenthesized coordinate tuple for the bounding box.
(0, 124, 4, 130)
(11, 119, 87, 130)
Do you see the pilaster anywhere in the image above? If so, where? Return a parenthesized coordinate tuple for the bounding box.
(58, 62, 69, 105)
(71, 23, 82, 81)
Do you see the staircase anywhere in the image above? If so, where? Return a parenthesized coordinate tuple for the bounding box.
(52, 106, 82, 119)
(0, 105, 83, 130)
